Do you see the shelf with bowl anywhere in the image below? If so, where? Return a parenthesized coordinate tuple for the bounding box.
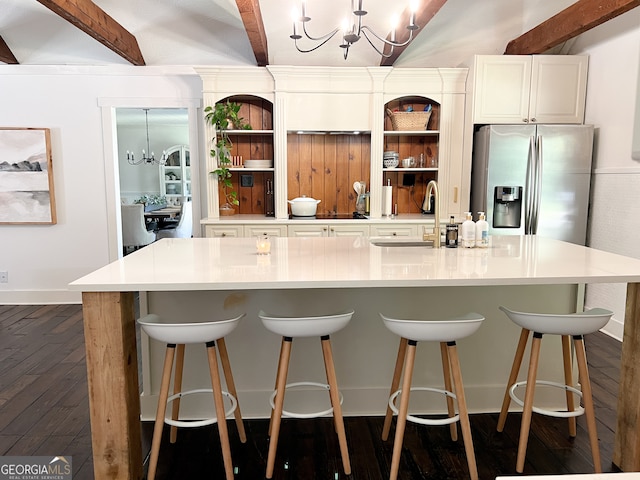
(233, 159, 274, 171)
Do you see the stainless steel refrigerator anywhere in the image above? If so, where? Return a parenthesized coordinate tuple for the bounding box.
(471, 124, 594, 245)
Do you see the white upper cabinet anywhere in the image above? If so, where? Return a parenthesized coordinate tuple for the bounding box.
(472, 55, 588, 124)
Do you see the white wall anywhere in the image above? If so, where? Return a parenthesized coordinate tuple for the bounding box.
(0, 66, 202, 304)
(570, 8, 640, 339)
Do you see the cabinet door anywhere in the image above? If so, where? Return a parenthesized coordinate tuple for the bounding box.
(244, 225, 287, 237)
(288, 224, 329, 237)
(473, 56, 532, 124)
(204, 225, 244, 238)
(529, 56, 587, 124)
(329, 225, 370, 237)
(370, 224, 418, 237)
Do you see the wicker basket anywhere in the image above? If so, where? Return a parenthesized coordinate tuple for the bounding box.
(387, 109, 432, 131)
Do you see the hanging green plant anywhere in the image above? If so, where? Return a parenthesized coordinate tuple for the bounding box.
(204, 100, 252, 214)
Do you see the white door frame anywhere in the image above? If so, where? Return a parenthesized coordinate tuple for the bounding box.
(99, 97, 202, 262)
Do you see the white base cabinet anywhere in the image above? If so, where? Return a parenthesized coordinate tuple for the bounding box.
(288, 224, 370, 238)
(204, 225, 244, 238)
(244, 224, 287, 237)
(472, 55, 588, 125)
(370, 224, 419, 237)
(203, 217, 435, 239)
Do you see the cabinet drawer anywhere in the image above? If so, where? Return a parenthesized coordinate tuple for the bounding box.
(329, 225, 369, 237)
(288, 224, 328, 237)
(204, 225, 244, 238)
(244, 225, 287, 237)
(370, 225, 419, 237)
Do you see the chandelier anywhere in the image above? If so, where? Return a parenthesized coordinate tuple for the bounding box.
(290, 0, 420, 60)
(126, 109, 166, 166)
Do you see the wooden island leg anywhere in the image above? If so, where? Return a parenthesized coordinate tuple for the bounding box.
(82, 291, 142, 480)
(614, 282, 640, 472)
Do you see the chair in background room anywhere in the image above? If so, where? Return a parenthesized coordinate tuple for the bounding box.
(156, 200, 193, 239)
(121, 203, 156, 255)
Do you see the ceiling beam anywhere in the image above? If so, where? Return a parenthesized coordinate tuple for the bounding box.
(380, 0, 448, 67)
(505, 0, 640, 54)
(0, 36, 18, 64)
(236, 0, 269, 66)
(36, 0, 145, 65)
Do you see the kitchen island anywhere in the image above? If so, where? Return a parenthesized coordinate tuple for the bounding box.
(70, 235, 640, 479)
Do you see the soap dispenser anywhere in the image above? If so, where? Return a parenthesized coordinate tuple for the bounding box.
(461, 212, 475, 248)
(475, 211, 489, 248)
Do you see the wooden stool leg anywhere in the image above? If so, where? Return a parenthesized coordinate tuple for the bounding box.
(268, 337, 286, 438)
(321, 335, 351, 475)
(148, 344, 176, 480)
(574, 335, 602, 473)
(169, 344, 185, 444)
(217, 337, 246, 443)
(498, 328, 530, 432)
(516, 332, 543, 473)
(266, 337, 292, 479)
(382, 337, 408, 441)
(440, 342, 458, 442)
(561, 334, 577, 437)
(448, 342, 478, 480)
(206, 341, 234, 480)
(390, 340, 417, 480)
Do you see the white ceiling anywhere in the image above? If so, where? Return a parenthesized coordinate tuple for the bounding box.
(0, 0, 578, 68)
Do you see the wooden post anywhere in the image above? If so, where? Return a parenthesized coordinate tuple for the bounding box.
(82, 291, 142, 480)
(614, 282, 640, 471)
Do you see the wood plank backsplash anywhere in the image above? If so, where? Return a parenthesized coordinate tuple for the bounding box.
(287, 134, 371, 216)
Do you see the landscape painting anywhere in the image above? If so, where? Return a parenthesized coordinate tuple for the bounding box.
(0, 128, 56, 224)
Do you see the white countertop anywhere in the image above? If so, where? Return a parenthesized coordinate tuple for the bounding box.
(69, 236, 640, 292)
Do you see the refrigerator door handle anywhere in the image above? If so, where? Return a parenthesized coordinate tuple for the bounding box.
(532, 135, 543, 234)
(524, 135, 536, 234)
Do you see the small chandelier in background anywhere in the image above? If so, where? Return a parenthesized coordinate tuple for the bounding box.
(290, 0, 420, 60)
(126, 109, 167, 166)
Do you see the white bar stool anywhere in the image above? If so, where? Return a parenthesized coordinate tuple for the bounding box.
(137, 313, 246, 480)
(259, 309, 354, 479)
(380, 312, 485, 480)
(496, 306, 614, 474)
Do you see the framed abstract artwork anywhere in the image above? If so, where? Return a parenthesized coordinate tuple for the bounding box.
(0, 128, 57, 224)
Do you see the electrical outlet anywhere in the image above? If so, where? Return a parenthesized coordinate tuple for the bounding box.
(0, 271, 7, 283)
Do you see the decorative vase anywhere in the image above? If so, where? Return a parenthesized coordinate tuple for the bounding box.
(219, 203, 236, 216)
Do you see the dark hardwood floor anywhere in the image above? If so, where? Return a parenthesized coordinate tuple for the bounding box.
(0, 304, 624, 479)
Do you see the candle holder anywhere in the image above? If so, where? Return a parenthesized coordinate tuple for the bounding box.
(256, 235, 271, 255)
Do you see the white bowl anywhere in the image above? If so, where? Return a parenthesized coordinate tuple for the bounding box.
(384, 158, 399, 168)
(243, 159, 273, 168)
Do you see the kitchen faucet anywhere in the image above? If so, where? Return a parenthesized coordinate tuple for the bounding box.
(422, 180, 441, 247)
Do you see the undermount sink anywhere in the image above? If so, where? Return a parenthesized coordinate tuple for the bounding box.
(370, 238, 434, 248)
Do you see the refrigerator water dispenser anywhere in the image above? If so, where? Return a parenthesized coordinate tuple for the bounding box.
(493, 186, 522, 228)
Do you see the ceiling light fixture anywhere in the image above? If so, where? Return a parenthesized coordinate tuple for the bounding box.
(126, 109, 166, 166)
(290, 0, 420, 60)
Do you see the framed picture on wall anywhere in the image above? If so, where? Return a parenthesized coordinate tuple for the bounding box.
(0, 128, 57, 224)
